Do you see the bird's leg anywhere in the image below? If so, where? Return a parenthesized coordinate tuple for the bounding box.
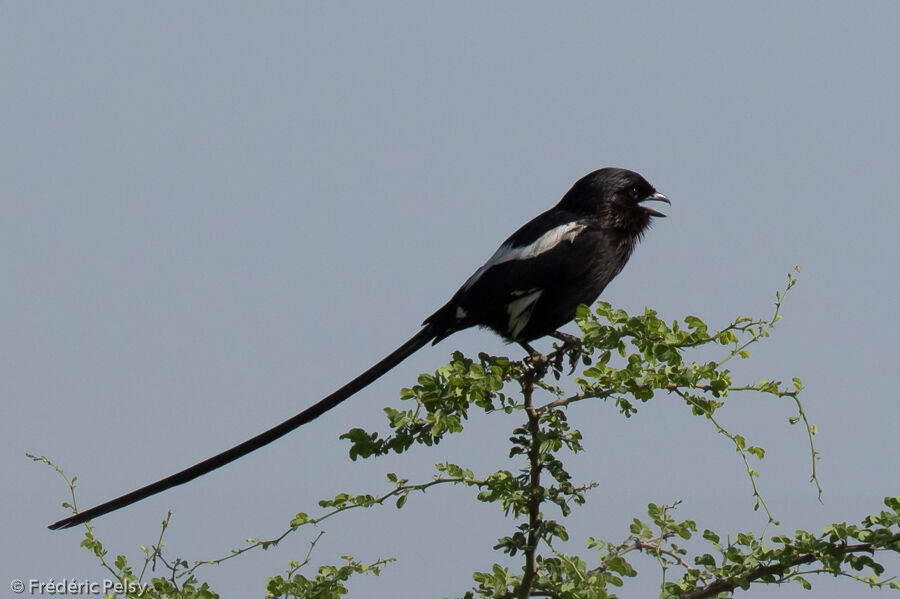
(519, 341, 542, 370)
(549, 330, 583, 375)
(519, 341, 541, 360)
(550, 331, 580, 345)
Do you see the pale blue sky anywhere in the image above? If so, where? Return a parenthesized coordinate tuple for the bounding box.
(3, 3, 900, 598)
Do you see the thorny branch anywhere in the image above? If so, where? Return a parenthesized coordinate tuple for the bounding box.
(517, 357, 545, 599)
(679, 532, 900, 599)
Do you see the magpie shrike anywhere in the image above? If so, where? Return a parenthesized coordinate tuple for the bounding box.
(49, 167, 669, 530)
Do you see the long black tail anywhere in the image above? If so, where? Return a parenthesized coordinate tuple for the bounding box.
(49, 326, 437, 530)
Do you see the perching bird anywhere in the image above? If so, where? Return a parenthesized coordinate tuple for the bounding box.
(49, 167, 669, 530)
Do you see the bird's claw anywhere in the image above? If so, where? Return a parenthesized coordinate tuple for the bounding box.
(550, 331, 583, 375)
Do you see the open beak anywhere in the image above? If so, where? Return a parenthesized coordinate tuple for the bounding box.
(640, 192, 670, 218)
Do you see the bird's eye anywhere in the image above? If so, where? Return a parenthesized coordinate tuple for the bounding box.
(628, 187, 640, 200)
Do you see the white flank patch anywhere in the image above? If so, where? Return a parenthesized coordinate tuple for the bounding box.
(462, 221, 587, 290)
(506, 289, 543, 339)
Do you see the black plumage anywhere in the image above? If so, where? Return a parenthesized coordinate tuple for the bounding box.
(427, 168, 668, 343)
(49, 167, 668, 530)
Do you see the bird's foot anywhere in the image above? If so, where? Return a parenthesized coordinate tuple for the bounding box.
(549, 331, 583, 376)
(518, 341, 549, 373)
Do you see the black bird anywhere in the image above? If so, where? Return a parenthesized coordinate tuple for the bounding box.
(49, 167, 669, 530)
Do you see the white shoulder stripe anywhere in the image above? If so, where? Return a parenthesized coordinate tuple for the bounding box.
(462, 221, 587, 290)
(497, 221, 588, 264)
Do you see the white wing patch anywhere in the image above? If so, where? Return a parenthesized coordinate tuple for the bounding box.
(506, 289, 543, 339)
(463, 221, 587, 290)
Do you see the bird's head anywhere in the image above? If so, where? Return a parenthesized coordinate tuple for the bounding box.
(557, 168, 670, 235)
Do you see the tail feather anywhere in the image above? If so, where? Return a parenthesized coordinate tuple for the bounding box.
(48, 326, 436, 530)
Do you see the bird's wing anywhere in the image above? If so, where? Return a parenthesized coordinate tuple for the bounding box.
(426, 209, 602, 340)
